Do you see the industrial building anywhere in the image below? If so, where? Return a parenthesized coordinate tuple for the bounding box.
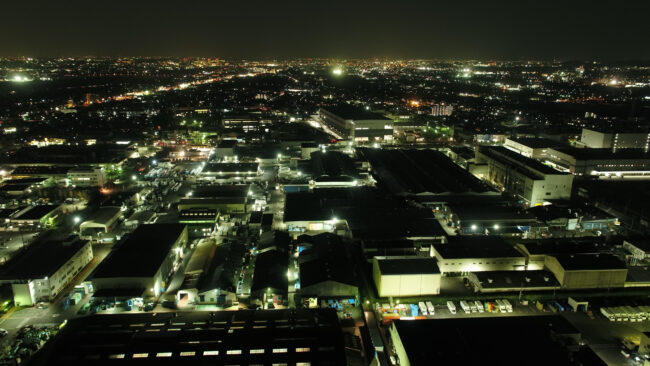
(357, 148, 492, 196)
(178, 197, 247, 215)
(177, 238, 239, 308)
(476, 146, 573, 207)
(431, 236, 526, 274)
(442, 203, 538, 235)
(221, 112, 272, 133)
(319, 105, 393, 142)
(467, 270, 560, 293)
(0, 238, 93, 306)
(545, 147, 650, 177)
(10, 204, 61, 228)
(79, 206, 122, 240)
(503, 137, 566, 159)
(580, 127, 650, 151)
(30, 309, 347, 366)
(68, 166, 107, 187)
(308, 151, 360, 187)
(372, 256, 441, 297)
(283, 187, 446, 242)
(297, 233, 358, 308)
(200, 162, 261, 180)
(91, 224, 188, 300)
(515, 237, 618, 270)
(389, 316, 599, 366)
(544, 254, 627, 289)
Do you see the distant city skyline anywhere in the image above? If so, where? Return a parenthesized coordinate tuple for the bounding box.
(1, 0, 649, 60)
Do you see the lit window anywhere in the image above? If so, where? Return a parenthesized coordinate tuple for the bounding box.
(180, 351, 195, 357)
(156, 352, 172, 357)
(109, 354, 125, 359)
(296, 347, 310, 352)
(273, 348, 288, 353)
(133, 353, 148, 358)
(250, 349, 265, 354)
(297, 363, 311, 366)
(203, 350, 219, 356)
(227, 350, 242, 355)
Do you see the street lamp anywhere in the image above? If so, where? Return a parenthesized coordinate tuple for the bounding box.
(73, 216, 80, 224)
(132, 175, 137, 181)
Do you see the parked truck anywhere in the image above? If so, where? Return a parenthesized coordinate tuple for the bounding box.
(459, 301, 471, 314)
(418, 302, 428, 316)
(469, 302, 478, 313)
(475, 301, 484, 313)
(447, 301, 457, 315)
(502, 299, 513, 312)
(426, 301, 435, 315)
(495, 299, 507, 313)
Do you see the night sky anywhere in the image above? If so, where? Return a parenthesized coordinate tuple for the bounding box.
(1, 0, 649, 60)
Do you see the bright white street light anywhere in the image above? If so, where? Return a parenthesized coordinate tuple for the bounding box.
(132, 175, 137, 181)
(471, 224, 477, 231)
(73, 216, 80, 224)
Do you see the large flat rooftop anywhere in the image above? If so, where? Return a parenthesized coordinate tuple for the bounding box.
(393, 315, 588, 365)
(0, 239, 88, 279)
(320, 105, 390, 120)
(481, 146, 565, 176)
(358, 148, 492, 195)
(30, 309, 346, 366)
(92, 224, 185, 279)
(434, 236, 524, 259)
(552, 147, 650, 160)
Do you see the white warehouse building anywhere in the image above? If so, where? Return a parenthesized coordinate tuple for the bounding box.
(372, 256, 441, 297)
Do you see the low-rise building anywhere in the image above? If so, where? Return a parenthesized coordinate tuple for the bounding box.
(297, 233, 358, 308)
(503, 137, 565, 159)
(91, 224, 188, 300)
(319, 105, 393, 142)
(10, 204, 61, 228)
(29, 309, 347, 366)
(580, 127, 650, 151)
(467, 270, 560, 293)
(68, 166, 107, 187)
(544, 254, 627, 289)
(372, 256, 441, 297)
(546, 147, 650, 177)
(623, 238, 650, 261)
(389, 316, 593, 366)
(476, 146, 573, 207)
(432, 236, 526, 274)
(0, 239, 93, 306)
(79, 206, 122, 240)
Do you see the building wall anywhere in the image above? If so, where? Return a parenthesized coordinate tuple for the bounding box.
(581, 129, 612, 148)
(623, 241, 649, 260)
(390, 322, 412, 366)
(47, 241, 94, 299)
(69, 168, 107, 187)
(372, 259, 441, 297)
(544, 256, 627, 289)
(432, 248, 526, 274)
(300, 280, 358, 299)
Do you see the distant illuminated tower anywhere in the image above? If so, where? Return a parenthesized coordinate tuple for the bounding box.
(83, 93, 92, 106)
(66, 99, 75, 108)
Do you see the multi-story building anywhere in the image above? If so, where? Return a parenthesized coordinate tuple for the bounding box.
(476, 146, 573, 207)
(503, 137, 565, 160)
(91, 224, 188, 300)
(580, 127, 650, 151)
(545, 147, 650, 177)
(0, 238, 93, 306)
(318, 105, 393, 142)
(68, 166, 107, 187)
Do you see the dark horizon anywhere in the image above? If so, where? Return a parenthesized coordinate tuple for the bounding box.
(2, 0, 649, 60)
